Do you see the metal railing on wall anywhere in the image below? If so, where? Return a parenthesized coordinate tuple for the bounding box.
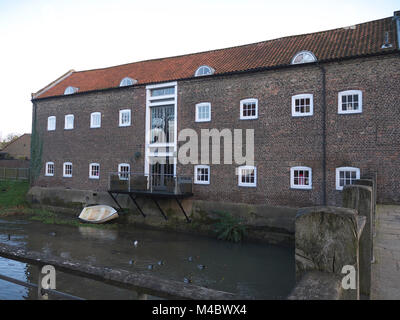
(0, 167, 30, 181)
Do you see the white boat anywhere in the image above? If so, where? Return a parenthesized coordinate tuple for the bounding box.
(78, 205, 118, 224)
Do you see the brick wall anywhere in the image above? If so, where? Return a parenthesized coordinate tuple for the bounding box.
(32, 53, 400, 206)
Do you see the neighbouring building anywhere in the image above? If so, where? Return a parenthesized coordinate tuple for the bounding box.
(0, 134, 31, 160)
(30, 12, 400, 221)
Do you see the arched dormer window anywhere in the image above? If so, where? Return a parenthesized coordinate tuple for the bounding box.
(64, 86, 78, 95)
(291, 51, 317, 65)
(119, 77, 137, 87)
(194, 65, 214, 77)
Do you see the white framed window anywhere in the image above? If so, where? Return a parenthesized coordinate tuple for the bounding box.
(290, 166, 312, 189)
(336, 167, 360, 190)
(118, 163, 130, 180)
(119, 109, 131, 127)
(194, 165, 210, 184)
(119, 77, 137, 87)
(90, 112, 101, 128)
(64, 86, 78, 95)
(240, 98, 258, 120)
(64, 114, 74, 130)
(89, 163, 100, 179)
(291, 51, 317, 64)
(292, 94, 313, 117)
(195, 103, 211, 122)
(47, 116, 56, 131)
(194, 65, 214, 77)
(238, 166, 257, 187)
(45, 162, 54, 176)
(338, 90, 362, 114)
(63, 162, 73, 177)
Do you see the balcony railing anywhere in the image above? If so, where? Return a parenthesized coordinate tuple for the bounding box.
(108, 173, 193, 196)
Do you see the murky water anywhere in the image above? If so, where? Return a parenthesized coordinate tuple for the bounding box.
(0, 217, 295, 300)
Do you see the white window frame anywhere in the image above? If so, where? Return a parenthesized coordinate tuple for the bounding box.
(118, 163, 130, 180)
(194, 65, 214, 77)
(47, 116, 56, 131)
(338, 90, 362, 114)
(119, 109, 131, 127)
(119, 77, 137, 87)
(194, 165, 210, 185)
(291, 94, 314, 117)
(291, 51, 317, 64)
(290, 166, 312, 190)
(64, 114, 74, 130)
(237, 165, 257, 187)
(64, 86, 78, 95)
(45, 162, 54, 176)
(90, 112, 101, 128)
(63, 162, 73, 178)
(335, 167, 360, 190)
(89, 163, 100, 179)
(195, 102, 211, 122)
(240, 98, 258, 120)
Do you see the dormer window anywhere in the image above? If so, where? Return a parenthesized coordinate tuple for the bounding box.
(119, 77, 137, 87)
(195, 65, 214, 77)
(291, 51, 317, 64)
(64, 86, 78, 95)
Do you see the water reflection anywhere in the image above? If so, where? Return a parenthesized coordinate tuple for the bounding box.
(0, 217, 295, 299)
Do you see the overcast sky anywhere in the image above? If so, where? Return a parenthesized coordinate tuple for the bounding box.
(0, 0, 398, 140)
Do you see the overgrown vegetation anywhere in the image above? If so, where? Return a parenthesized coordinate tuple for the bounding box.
(30, 117, 43, 183)
(213, 211, 247, 243)
(0, 180, 116, 229)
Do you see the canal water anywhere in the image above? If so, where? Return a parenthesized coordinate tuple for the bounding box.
(0, 217, 295, 300)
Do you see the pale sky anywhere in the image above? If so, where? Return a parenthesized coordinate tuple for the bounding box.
(0, 0, 398, 140)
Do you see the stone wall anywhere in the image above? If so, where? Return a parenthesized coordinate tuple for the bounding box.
(27, 186, 297, 245)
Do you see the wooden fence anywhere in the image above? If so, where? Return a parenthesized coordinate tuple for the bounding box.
(0, 167, 30, 180)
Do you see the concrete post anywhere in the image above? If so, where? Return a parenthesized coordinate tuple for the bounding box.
(295, 206, 362, 300)
(342, 184, 373, 298)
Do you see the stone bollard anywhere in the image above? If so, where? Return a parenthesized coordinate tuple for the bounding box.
(294, 206, 365, 300)
(342, 184, 373, 298)
(353, 178, 376, 238)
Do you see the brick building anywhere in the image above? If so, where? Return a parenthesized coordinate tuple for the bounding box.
(31, 13, 400, 213)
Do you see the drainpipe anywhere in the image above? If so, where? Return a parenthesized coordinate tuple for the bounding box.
(317, 64, 327, 206)
(30, 97, 37, 186)
(394, 11, 400, 49)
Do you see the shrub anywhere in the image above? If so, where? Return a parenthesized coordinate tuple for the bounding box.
(213, 211, 247, 243)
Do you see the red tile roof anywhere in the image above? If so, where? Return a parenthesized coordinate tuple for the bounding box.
(34, 16, 398, 99)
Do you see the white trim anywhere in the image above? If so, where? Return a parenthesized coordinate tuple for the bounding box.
(64, 86, 78, 95)
(291, 51, 317, 64)
(290, 166, 312, 190)
(32, 70, 75, 99)
(237, 165, 257, 187)
(119, 77, 137, 87)
(119, 109, 131, 127)
(145, 82, 178, 177)
(194, 65, 215, 77)
(89, 163, 100, 179)
(240, 98, 258, 120)
(335, 167, 360, 190)
(90, 112, 101, 128)
(64, 114, 74, 130)
(45, 162, 54, 176)
(195, 102, 211, 122)
(47, 116, 56, 131)
(118, 163, 130, 180)
(194, 165, 210, 185)
(291, 94, 314, 117)
(63, 162, 73, 178)
(338, 90, 362, 114)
